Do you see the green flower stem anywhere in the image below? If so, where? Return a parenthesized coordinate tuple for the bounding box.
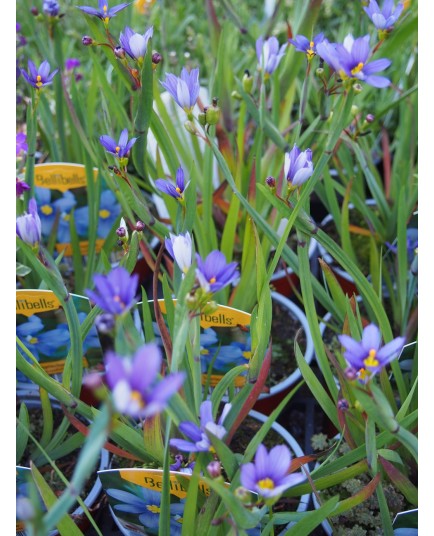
(25, 95, 37, 198)
(53, 24, 68, 160)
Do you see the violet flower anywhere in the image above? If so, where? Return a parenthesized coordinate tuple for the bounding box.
(170, 400, 231, 453)
(43, 0, 60, 16)
(105, 343, 185, 419)
(99, 129, 137, 160)
(119, 25, 153, 64)
(240, 444, 305, 501)
(65, 58, 81, 71)
(364, 0, 404, 32)
(289, 33, 325, 60)
(21, 60, 59, 90)
(86, 266, 139, 315)
(195, 251, 239, 293)
(165, 231, 193, 274)
(77, 0, 130, 24)
(16, 133, 28, 157)
(284, 144, 314, 188)
(338, 324, 405, 383)
(316, 34, 392, 88)
(16, 178, 31, 197)
(256, 36, 287, 76)
(155, 166, 189, 200)
(160, 67, 200, 115)
(16, 199, 42, 249)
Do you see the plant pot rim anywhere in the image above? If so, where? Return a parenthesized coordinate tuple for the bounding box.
(258, 291, 315, 399)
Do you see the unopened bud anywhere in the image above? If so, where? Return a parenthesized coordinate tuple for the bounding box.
(366, 114, 375, 123)
(234, 486, 251, 503)
(315, 67, 325, 77)
(265, 176, 276, 189)
(31, 6, 39, 15)
(337, 398, 349, 411)
(82, 35, 93, 46)
(207, 461, 221, 478)
(135, 220, 145, 232)
(117, 239, 124, 247)
(152, 52, 162, 65)
(184, 120, 199, 135)
(231, 90, 242, 100)
(204, 98, 220, 126)
(116, 227, 126, 238)
(198, 112, 207, 126)
(242, 69, 253, 93)
(351, 105, 359, 117)
(345, 366, 358, 381)
(353, 83, 363, 93)
(114, 46, 126, 59)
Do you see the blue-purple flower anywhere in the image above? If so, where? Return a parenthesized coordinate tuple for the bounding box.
(65, 58, 81, 71)
(256, 36, 287, 76)
(75, 189, 121, 239)
(104, 343, 185, 419)
(195, 251, 239, 293)
(16, 133, 28, 157)
(43, 0, 60, 16)
(16, 178, 30, 197)
(34, 187, 77, 241)
(16, 199, 42, 249)
(317, 35, 392, 88)
(160, 67, 200, 115)
(364, 0, 404, 32)
(86, 266, 139, 315)
(77, 0, 130, 24)
(284, 144, 314, 188)
(338, 324, 405, 383)
(165, 231, 193, 273)
(169, 400, 231, 453)
(155, 166, 189, 201)
(288, 33, 325, 60)
(99, 129, 137, 160)
(119, 25, 153, 64)
(21, 60, 59, 90)
(240, 444, 305, 501)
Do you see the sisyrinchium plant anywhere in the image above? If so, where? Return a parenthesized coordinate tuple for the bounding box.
(15, 0, 417, 534)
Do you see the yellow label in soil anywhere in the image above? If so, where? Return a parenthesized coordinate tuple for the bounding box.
(16, 290, 62, 316)
(119, 469, 211, 500)
(41, 357, 89, 375)
(34, 163, 98, 191)
(156, 300, 251, 328)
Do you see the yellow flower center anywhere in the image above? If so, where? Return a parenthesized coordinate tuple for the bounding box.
(63, 214, 70, 222)
(41, 204, 53, 216)
(147, 505, 161, 514)
(242, 351, 252, 359)
(358, 368, 371, 382)
(130, 390, 144, 407)
(99, 209, 111, 219)
(363, 349, 379, 369)
(175, 187, 182, 194)
(104, 16, 109, 23)
(113, 295, 125, 309)
(29, 337, 38, 344)
(115, 146, 120, 153)
(36, 75, 43, 88)
(257, 478, 275, 491)
(351, 62, 364, 75)
(200, 348, 209, 355)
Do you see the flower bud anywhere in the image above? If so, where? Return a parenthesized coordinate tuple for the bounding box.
(135, 220, 145, 232)
(207, 461, 221, 478)
(198, 112, 207, 126)
(152, 52, 162, 65)
(184, 120, 199, 135)
(31, 6, 39, 15)
(365, 113, 375, 123)
(265, 176, 276, 189)
(315, 67, 325, 78)
(353, 83, 363, 93)
(114, 46, 126, 59)
(242, 69, 253, 93)
(351, 105, 359, 117)
(231, 90, 242, 100)
(82, 35, 93, 46)
(337, 398, 349, 411)
(204, 98, 220, 126)
(234, 486, 251, 503)
(345, 366, 358, 381)
(116, 227, 126, 238)
(117, 239, 124, 247)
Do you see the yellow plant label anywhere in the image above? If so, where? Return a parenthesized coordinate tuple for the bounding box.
(34, 163, 98, 191)
(119, 469, 211, 500)
(16, 290, 62, 316)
